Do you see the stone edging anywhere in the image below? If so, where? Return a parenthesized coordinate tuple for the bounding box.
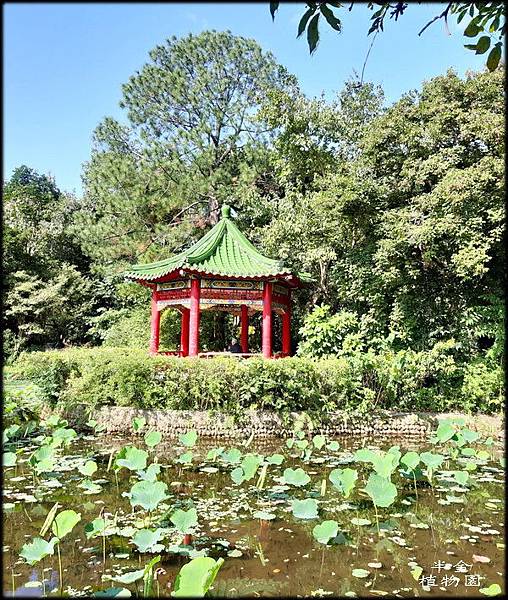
(57, 405, 504, 439)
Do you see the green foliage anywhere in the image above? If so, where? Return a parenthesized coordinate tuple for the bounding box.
(171, 556, 224, 598)
(270, 2, 505, 71)
(10, 345, 503, 417)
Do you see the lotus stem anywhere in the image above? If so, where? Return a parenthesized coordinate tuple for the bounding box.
(57, 542, 63, 595)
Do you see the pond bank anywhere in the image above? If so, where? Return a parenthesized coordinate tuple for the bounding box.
(55, 404, 504, 440)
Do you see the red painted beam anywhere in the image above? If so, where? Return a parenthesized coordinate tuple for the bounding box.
(189, 279, 201, 357)
(262, 282, 272, 358)
(241, 304, 249, 353)
(180, 308, 190, 357)
(149, 291, 160, 355)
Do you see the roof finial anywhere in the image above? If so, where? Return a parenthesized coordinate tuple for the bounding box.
(221, 204, 231, 219)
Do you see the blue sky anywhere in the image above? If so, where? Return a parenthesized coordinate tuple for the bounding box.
(4, 2, 487, 195)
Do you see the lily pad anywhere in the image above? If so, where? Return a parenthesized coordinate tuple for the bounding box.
(291, 498, 318, 520)
(130, 480, 168, 512)
(312, 520, 339, 544)
(170, 508, 198, 534)
(144, 430, 162, 448)
(283, 467, 311, 487)
(179, 430, 198, 447)
(364, 474, 397, 508)
(171, 556, 224, 597)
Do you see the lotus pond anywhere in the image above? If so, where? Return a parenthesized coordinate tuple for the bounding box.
(2, 415, 505, 598)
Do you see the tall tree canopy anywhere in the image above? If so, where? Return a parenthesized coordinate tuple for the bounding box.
(78, 30, 297, 270)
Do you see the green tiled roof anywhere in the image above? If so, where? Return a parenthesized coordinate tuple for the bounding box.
(125, 204, 312, 283)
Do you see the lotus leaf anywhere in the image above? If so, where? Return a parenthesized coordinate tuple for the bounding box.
(283, 467, 310, 487)
(79, 460, 98, 477)
(170, 508, 198, 534)
(171, 556, 224, 597)
(364, 474, 397, 508)
(138, 463, 161, 482)
(400, 451, 420, 471)
(221, 448, 242, 464)
(116, 447, 148, 471)
(131, 528, 165, 553)
(176, 451, 193, 464)
(241, 454, 263, 480)
(312, 520, 338, 544)
(291, 498, 318, 519)
(420, 452, 444, 470)
(266, 454, 284, 465)
(144, 430, 162, 448)
(51, 509, 81, 539)
(328, 468, 357, 498)
(3, 452, 17, 467)
(130, 480, 168, 511)
(230, 467, 244, 485)
(20, 537, 58, 565)
(179, 430, 198, 447)
(132, 417, 146, 431)
(312, 435, 326, 450)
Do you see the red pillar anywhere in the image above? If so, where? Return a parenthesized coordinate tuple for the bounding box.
(150, 290, 160, 355)
(282, 309, 291, 356)
(180, 307, 190, 357)
(240, 305, 249, 353)
(262, 282, 272, 358)
(189, 279, 201, 357)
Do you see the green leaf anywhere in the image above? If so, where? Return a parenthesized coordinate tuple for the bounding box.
(144, 430, 162, 448)
(320, 4, 342, 32)
(116, 447, 148, 471)
(78, 460, 98, 477)
(94, 587, 131, 597)
(487, 44, 502, 71)
(329, 468, 358, 498)
(178, 430, 197, 447)
(132, 417, 146, 432)
(291, 498, 319, 519)
(20, 537, 58, 565)
(269, 1, 279, 21)
(307, 13, 320, 54)
(327, 441, 340, 451)
(266, 453, 284, 465)
(129, 480, 168, 512)
(170, 508, 198, 534)
(131, 529, 165, 553)
(84, 518, 108, 539)
(241, 453, 263, 480)
(312, 520, 339, 544)
(312, 434, 326, 450)
(112, 569, 145, 584)
(171, 556, 224, 597)
(475, 36, 491, 54)
(464, 20, 481, 37)
(364, 473, 397, 508)
(352, 568, 370, 578)
(138, 463, 161, 482)
(297, 7, 316, 38)
(176, 451, 193, 465)
(434, 421, 456, 443)
(230, 467, 244, 485)
(221, 448, 242, 464)
(3, 452, 17, 467)
(400, 451, 420, 471)
(420, 451, 444, 470)
(51, 510, 81, 539)
(283, 467, 311, 487)
(452, 470, 469, 486)
(479, 583, 502, 596)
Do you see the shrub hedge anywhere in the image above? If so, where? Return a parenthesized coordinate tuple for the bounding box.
(8, 345, 503, 420)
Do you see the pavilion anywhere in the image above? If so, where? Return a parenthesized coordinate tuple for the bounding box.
(124, 205, 311, 358)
